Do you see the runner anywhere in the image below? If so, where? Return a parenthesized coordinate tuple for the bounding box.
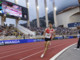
(76, 27, 80, 49)
(41, 22, 55, 58)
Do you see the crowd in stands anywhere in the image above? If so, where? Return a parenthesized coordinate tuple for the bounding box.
(27, 26, 79, 36)
(0, 24, 25, 40)
(55, 27, 79, 35)
(0, 24, 79, 40)
(27, 27, 44, 35)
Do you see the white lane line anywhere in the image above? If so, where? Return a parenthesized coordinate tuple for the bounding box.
(0, 45, 43, 54)
(50, 43, 76, 60)
(0, 41, 73, 60)
(20, 51, 43, 60)
(0, 42, 59, 56)
(0, 43, 44, 54)
(20, 43, 67, 60)
(0, 46, 44, 59)
(0, 43, 64, 59)
(0, 43, 40, 52)
(0, 45, 26, 52)
(0, 40, 56, 58)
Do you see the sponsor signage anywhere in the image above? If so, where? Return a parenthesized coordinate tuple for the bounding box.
(0, 39, 44, 46)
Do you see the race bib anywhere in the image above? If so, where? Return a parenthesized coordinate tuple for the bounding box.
(45, 33, 51, 38)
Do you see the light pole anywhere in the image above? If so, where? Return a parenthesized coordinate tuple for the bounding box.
(53, 0, 57, 27)
(44, 0, 49, 28)
(78, 0, 80, 11)
(26, 0, 30, 27)
(35, 0, 40, 28)
(14, 0, 19, 27)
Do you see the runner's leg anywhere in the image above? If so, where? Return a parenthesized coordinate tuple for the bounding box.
(43, 41, 50, 55)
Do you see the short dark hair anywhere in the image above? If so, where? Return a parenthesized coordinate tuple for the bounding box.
(49, 22, 53, 25)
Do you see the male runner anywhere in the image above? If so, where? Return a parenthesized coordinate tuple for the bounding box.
(41, 22, 55, 58)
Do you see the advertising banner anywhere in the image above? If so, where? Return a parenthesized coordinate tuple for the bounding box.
(0, 40, 4, 45)
(0, 39, 44, 46)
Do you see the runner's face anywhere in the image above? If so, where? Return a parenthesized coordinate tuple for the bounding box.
(49, 24, 52, 28)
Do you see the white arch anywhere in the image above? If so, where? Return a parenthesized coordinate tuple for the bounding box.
(57, 7, 79, 27)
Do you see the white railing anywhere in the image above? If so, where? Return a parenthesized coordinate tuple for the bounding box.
(17, 25, 36, 35)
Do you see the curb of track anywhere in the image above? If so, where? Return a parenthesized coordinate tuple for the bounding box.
(50, 43, 76, 60)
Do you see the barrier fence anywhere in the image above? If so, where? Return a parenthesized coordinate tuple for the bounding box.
(0, 39, 44, 46)
(0, 36, 78, 46)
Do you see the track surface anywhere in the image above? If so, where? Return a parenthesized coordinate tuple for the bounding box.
(0, 38, 78, 60)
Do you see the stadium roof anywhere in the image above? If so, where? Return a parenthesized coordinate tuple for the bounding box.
(58, 6, 79, 14)
(54, 0, 79, 12)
